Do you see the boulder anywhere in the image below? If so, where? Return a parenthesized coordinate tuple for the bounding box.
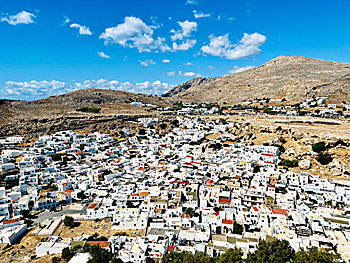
(299, 159, 311, 170)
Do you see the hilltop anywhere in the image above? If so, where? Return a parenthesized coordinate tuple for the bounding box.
(163, 56, 350, 104)
(0, 89, 171, 137)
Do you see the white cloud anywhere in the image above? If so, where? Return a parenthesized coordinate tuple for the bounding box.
(72, 79, 172, 95)
(172, 39, 196, 51)
(217, 14, 236, 22)
(178, 71, 201, 77)
(184, 62, 193, 66)
(167, 71, 176, 77)
(2, 79, 174, 100)
(62, 15, 70, 25)
(208, 65, 216, 69)
(201, 32, 266, 60)
(1, 10, 35, 25)
(138, 59, 156, 67)
(162, 59, 171, 63)
(193, 10, 211, 18)
(97, 52, 111, 59)
(229, 65, 255, 74)
(185, 0, 198, 5)
(3, 80, 67, 100)
(169, 20, 197, 51)
(99, 16, 170, 53)
(171, 20, 197, 41)
(70, 23, 92, 35)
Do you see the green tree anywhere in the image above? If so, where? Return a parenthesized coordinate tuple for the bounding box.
(317, 152, 332, 165)
(51, 256, 61, 263)
(87, 244, 113, 263)
(280, 159, 298, 167)
(312, 142, 326, 153)
(246, 239, 295, 263)
(232, 221, 243, 235)
(279, 137, 287, 144)
(219, 248, 243, 263)
(61, 247, 73, 260)
(294, 247, 341, 263)
(138, 128, 146, 135)
(145, 257, 155, 263)
(159, 123, 167, 129)
(77, 191, 87, 200)
(63, 215, 76, 228)
(164, 251, 215, 263)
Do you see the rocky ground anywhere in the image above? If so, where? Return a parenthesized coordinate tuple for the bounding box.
(164, 56, 350, 104)
(0, 88, 170, 138)
(206, 115, 350, 179)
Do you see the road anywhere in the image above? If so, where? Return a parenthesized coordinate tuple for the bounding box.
(33, 204, 88, 224)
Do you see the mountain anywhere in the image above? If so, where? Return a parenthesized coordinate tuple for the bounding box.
(0, 89, 171, 137)
(163, 56, 350, 104)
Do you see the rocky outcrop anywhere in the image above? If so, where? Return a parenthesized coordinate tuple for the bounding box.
(163, 56, 350, 104)
(299, 159, 311, 170)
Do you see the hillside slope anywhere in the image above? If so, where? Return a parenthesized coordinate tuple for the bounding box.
(0, 89, 170, 136)
(163, 56, 350, 104)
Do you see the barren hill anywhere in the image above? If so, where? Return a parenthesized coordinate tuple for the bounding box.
(0, 89, 171, 137)
(163, 56, 350, 104)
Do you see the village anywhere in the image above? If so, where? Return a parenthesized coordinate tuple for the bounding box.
(137, 96, 350, 119)
(0, 116, 350, 262)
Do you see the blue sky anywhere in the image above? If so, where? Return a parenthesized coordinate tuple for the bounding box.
(1, 0, 350, 100)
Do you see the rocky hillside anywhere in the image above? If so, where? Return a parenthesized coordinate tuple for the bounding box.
(0, 89, 171, 137)
(163, 56, 350, 104)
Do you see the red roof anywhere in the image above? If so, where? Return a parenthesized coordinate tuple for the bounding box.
(214, 211, 219, 216)
(262, 153, 274, 157)
(88, 203, 98, 209)
(168, 246, 175, 252)
(268, 185, 275, 188)
(62, 182, 69, 186)
(207, 180, 214, 184)
(87, 241, 110, 248)
(222, 219, 233, 224)
(252, 206, 259, 212)
(64, 189, 73, 197)
(3, 219, 18, 225)
(12, 197, 20, 203)
(219, 198, 231, 204)
(272, 208, 288, 216)
(264, 161, 276, 165)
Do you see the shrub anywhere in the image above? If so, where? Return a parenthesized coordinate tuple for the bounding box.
(159, 123, 167, 129)
(51, 257, 61, 263)
(273, 144, 285, 153)
(63, 216, 76, 228)
(279, 137, 287, 144)
(280, 159, 299, 167)
(312, 142, 326, 153)
(317, 152, 332, 165)
(76, 107, 101, 113)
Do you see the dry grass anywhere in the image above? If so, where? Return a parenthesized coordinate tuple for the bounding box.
(58, 219, 145, 239)
(0, 232, 48, 263)
(0, 218, 147, 263)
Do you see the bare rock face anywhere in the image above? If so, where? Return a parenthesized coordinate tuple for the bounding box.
(299, 159, 311, 170)
(163, 56, 350, 104)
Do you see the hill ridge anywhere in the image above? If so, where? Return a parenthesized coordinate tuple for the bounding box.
(163, 56, 350, 104)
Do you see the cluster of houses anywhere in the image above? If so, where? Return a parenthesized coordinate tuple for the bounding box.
(1, 117, 350, 261)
